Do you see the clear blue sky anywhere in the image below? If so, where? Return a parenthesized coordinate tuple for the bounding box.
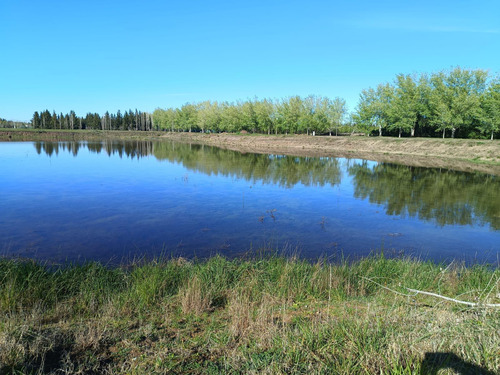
(1, 0, 499, 122)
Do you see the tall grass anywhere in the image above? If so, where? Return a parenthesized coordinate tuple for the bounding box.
(0, 254, 498, 374)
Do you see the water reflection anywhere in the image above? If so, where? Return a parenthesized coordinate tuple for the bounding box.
(7, 140, 492, 264)
(34, 140, 151, 159)
(348, 161, 500, 230)
(33, 140, 500, 232)
(34, 141, 342, 188)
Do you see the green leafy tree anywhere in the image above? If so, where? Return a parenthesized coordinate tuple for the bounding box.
(325, 97, 347, 136)
(355, 84, 393, 136)
(479, 82, 500, 140)
(429, 67, 488, 138)
(219, 102, 242, 133)
(388, 74, 420, 137)
(196, 101, 220, 133)
(277, 96, 306, 134)
(302, 95, 319, 135)
(240, 101, 258, 132)
(254, 99, 274, 134)
(178, 103, 198, 132)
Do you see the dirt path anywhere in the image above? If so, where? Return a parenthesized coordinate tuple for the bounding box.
(161, 132, 500, 175)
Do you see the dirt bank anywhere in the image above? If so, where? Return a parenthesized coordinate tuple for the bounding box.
(2, 129, 499, 175)
(160, 132, 500, 175)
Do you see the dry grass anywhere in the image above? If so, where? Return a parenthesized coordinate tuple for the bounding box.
(179, 275, 210, 316)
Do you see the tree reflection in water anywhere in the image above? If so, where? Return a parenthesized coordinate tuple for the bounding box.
(34, 140, 500, 231)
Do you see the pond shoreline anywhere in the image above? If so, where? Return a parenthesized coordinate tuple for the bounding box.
(161, 132, 500, 176)
(2, 129, 499, 175)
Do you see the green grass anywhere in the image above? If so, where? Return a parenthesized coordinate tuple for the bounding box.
(0, 254, 498, 374)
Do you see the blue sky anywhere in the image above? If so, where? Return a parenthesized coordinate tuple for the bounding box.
(1, 0, 499, 122)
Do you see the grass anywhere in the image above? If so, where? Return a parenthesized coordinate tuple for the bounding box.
(0, 253, 498, 374)
(468, 156, 500, 166)
(0, 128, 165, 142)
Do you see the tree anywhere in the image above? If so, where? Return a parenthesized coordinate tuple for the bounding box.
(325, 97, 347, 136)
(69, 110, 76, 130)
(355, 84, 393, 136)
(429, 67, 488, 138)
(51, 111, 58, 129)
(113, 110, 120, 130)
(32, 112, 41, 128)
(389, 74, 420, 137)
(219, 102, 242, 133)
(196, 101, 220, 133)
(240, 101, 258, 133)
(178, 103, 198, 132)
(254, 99, 274, 134)
(277, 96, 306, 134)
(166, 108, 179, 132)
(479, 81, 500, 140)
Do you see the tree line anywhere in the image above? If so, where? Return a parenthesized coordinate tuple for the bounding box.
(355, 67, 500, 139)
(153, 96, 349, 136)
(19, 67, 500, 139)
(31, 109, 154, 131)
(0, 118, 30, 129)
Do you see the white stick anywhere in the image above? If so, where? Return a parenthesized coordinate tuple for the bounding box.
(405, 288, 500, 308)
(362, 277, 500, 308)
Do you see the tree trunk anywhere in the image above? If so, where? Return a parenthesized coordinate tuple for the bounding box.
(492, 130, 494, 140)
(411, 127, 415, 137)
(378, 125, 382, 137)
(442, 129, 445, 138)
(398, 128, 402, 138)
(451, 127, 456, 139)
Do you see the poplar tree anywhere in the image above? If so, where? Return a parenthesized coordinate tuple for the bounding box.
(479, 82, 500, 140)
(429, 67, 487, 138)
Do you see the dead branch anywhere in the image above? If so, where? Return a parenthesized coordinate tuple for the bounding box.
(362, 277, 500, 308)
(405, 288, 500, 308)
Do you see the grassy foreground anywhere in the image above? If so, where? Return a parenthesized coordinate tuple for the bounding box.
(0, 254, 498, 374)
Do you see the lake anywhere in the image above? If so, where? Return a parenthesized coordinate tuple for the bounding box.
(1, 140, 499, 264)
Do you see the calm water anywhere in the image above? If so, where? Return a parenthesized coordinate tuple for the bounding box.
(1, 140, 499, 264)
